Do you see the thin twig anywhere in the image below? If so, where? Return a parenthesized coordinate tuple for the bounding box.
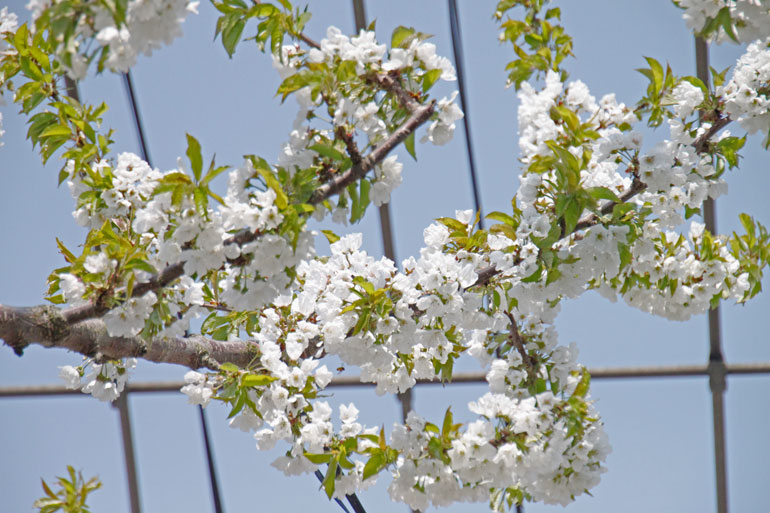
(503, 310, 534, 370)
(299, 33, 320, 50)
(336, 126, 363, 166)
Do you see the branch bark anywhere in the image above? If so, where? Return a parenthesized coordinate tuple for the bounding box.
(309, 100, 434, 203)
(1, 305, 253, 370)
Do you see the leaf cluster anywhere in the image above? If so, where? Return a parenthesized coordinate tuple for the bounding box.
(33, 466, 101, 513)
(495, 1, 573, 89)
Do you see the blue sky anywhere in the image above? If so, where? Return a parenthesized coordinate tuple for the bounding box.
(1, 1, 769, 512)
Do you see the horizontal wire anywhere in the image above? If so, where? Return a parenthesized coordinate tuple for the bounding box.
(2, 362, 769, 398)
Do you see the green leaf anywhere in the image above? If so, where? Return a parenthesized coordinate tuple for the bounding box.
(254, 163, 288, 210)
(40, 479, 57, 500)
(441, 407, 453, 438)
(710, 65, 730, 88)
(422, 68, 442, 93)
(436, 217, 467, 233)
(739, 213, 755, 239)
(486, 211, 516, 225)
(56, 238, 76, 264)
(717, 136, 745, 169)
(546, 140, 580, 187)
(227, 391, 247, 418)
(222, 17, 246, 57)
(304, 452, 333, 465)
(124, 258, 157, 274)
(586, 186, 620, 203)
(186, 133, 203, 182)
(571, 370, 591, 398)
(363, 451, 384, 480)
(391, 26, 416, 48)
(193, 187, 208, 214)
(716, 6, 738, 42)
(39, 124, 72, 138)
(242, 374, 277, 387)
(545, 7, 561, 20)
(219, 362, 240, 373)
(404, 131, 416, 160)
(353, 276, 375, 295)
(323, 460, 337, 498)
(644, 56, 664, 94)
(309, 143, 345, 161)
(612, 202, 636, 221)
(202, 161, 229, 187)
(562, 196, 580, 234)
(277, 71, 312, 101)
(350, 179, 370, 223)
(320, 229, 340, 245)
(427, 436, 444, 460)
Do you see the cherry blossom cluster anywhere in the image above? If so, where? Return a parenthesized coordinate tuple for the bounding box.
(25, 0, 198, 77)
(388, 392, 609, 509)
(59, 152, 313, 338)
(273, 25, 462, 222)
(676, 0, 770, 43)
(512, 68, 751, 321)
(171, 222, 610, 508)
(52, 58, 757, 504)
(59, 357, 137, 402)
(721, 38, 770, 139)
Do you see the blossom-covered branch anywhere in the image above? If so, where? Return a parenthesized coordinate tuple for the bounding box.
(2, 0, 770, 511)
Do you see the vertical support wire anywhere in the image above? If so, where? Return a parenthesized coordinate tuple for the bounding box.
(447, 0, 484, 228)
(695, 37, 729, 513)
(123, 73, 152, 164)
(114, 394, 142, 513)
(66, 77, 143, 513)
(350, 0, 415, 428)
(121, 72, 225, 513)
(352, 0, 398, 264)
(350, 7, 413, 511)
(67, 71, 145, 513)
(199, 406, 225, 513)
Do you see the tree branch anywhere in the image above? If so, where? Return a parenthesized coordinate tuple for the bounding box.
(310, 100, 434, 203)
(1, 304, 254, 370)
(365, 72, 421, 111)
(503, 310, 535, 370)
(59, 77, 435, 325)
(573, 176, 647, 232)
(469, 112, 733, 289)
(298, 33, 321, 50)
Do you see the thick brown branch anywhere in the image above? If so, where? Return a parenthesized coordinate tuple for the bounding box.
(1, 304, 254, 370)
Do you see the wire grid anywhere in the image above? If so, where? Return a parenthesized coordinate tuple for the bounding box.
(2, 3, 769, 513)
